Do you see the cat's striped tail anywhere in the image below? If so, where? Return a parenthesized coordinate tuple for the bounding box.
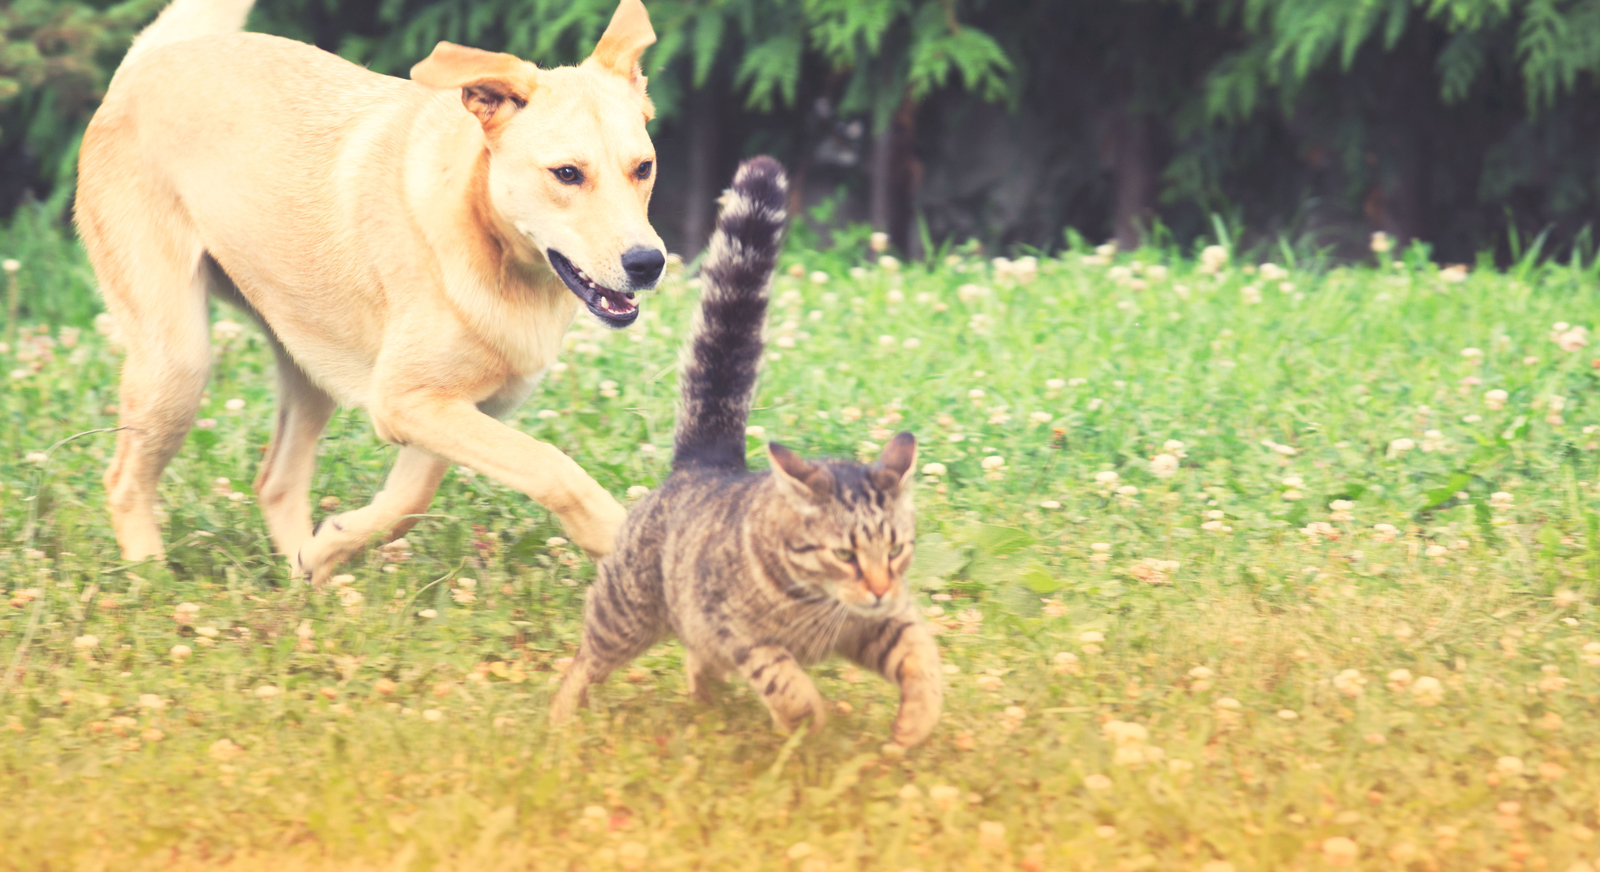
(672, 156, 789, 472)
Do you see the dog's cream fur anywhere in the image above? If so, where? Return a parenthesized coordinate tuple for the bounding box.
(76, 0, 664, 582)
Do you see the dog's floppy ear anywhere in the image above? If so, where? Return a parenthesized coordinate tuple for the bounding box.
(412, 42, 538, 130)
(584, 0, 655, 99)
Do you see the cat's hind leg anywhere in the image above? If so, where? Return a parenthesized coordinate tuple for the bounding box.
(735, 644, 827, 735)
(550, 561, 660, 724)
(683, 648, 719, 704)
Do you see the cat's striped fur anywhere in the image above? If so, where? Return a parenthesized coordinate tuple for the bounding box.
(550, 156, 942, 746)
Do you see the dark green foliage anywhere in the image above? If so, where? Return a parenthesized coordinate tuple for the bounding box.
(0, 0, 161, 212)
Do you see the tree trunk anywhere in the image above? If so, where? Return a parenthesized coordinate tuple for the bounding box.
(682, 86, 718, 258)
(1109, 106, 1154, 252)
(871, 95, 920, 254)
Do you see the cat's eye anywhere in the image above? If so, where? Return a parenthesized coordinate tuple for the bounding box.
(552, 165, 583, 185)
(888, 543, 905, 558)
(832, 548, 856, 563)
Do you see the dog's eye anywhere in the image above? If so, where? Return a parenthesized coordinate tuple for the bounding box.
(635, 161, 653, 180)
(888, 543, 905, 558)
(832, 548, 856, 563)
(552, 166, 583, 185)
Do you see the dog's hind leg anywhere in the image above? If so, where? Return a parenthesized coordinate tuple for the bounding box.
(291, 446, 448, 586)
(85, 216, 212, 562)
(205, 259, 338, 560)
(252, 336, 336, 560)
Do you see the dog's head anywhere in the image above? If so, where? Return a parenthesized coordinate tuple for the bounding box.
(412, 0, 663, 328)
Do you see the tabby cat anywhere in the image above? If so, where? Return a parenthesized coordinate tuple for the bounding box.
(549, 156, 942, 746)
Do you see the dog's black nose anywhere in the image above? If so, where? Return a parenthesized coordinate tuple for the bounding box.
(621, 247, 665, 286)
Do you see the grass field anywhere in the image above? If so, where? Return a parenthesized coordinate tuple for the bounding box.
(4, 222, 1600, 871)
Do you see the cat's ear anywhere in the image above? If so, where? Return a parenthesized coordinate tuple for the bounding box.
(768, 442, 834, 501)
(872, 431, 917, 493)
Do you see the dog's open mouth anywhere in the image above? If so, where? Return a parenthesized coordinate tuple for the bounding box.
(546, 249, 639, 328)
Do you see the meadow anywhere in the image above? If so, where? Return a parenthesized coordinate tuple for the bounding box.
(3, 213, 1600, 871)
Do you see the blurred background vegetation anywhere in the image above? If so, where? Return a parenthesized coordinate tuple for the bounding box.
(8, 0, 1600, 268)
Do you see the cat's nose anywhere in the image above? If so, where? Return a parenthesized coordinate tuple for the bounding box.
(862, 564, 892, 598)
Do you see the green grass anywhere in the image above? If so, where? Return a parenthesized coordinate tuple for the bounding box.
(4, 231, 1600, 871)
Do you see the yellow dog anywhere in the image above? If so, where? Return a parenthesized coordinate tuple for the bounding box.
(76, 0, 664, 583)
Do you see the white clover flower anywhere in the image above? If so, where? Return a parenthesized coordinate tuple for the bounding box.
(878, 255, 901, 272)
(848, 266, 868, 280)
(957, 284, 988, 303)
(869, 232, 889, 253)
(1150, 453, 1179, 478)
(1162, 439, 1186, 456)
(1029, 411, 1052, 424)
(255, 685, 280, 699)
(73, 635, 99, 651)
(1240, 285, 1262, 305)
(224, 398, 246, 412)
(1094, 470, 1120, 485)
(170, 644, 192, 662)
(419, 609, 438, 619)
(1332, 669, 1366, 697)
(1411, 675, 1445, 706)
(877, 335, 896, 348)
(981, 455, 1006, 470)
(1460, 347, 1483, 360)
(1370, 232, 1392, 253)
(1550, 322, 1590, 352)
(808, 271, 829, 285)
(1198, 245, 1229, 274)
(1372, 523, 1399, 542)
(901, 337, 921, 349)
(1387, 437, 1415, 456)
(1039, 499, 1062, 509)
(1440, 264, 1468, 283)
(24, 451, 47, 464)
(921, 462, 947, 477)
(1421, 429, 1446, 452)
(1, 258, 19, 274)
(744, 425, 765, 439)
(212, 320, 244, 342)
(1079, 630, 1105, 643)
(1258, 263, 1288, 282)
(886, 288, 905, 304)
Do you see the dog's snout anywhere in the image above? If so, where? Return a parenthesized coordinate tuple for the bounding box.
(621, 247, 665, 286)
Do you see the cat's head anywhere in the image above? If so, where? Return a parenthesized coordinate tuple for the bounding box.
(765, 432, 918, 616)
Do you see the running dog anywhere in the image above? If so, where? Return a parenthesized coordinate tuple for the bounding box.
(76, 0, 664, 583)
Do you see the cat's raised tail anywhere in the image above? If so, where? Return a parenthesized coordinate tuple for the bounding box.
(673, 156, 790, 472)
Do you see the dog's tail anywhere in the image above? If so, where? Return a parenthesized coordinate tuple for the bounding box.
(116, 0, 256, 82)
(672, 156, 789, 472)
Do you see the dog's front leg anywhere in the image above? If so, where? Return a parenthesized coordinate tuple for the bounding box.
(372, 395, 627, 558)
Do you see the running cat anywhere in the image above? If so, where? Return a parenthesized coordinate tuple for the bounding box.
(549, 156, 942, 746)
